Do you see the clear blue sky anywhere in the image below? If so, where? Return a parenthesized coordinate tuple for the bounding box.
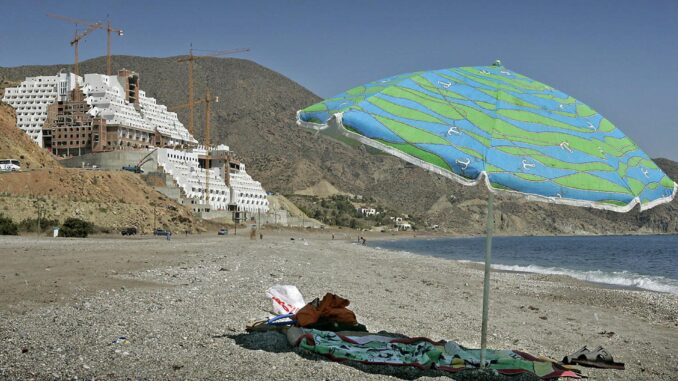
(1, 0, 676, 160)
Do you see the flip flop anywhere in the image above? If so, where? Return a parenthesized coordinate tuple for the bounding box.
(563, 345, 590, 364)
(564, 345, 625, 370)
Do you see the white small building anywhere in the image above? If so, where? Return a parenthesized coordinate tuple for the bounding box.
(356, 207, 377, 216)
(396, 222, 412, 231)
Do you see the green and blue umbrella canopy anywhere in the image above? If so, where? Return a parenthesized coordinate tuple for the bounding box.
(297, 63, 676, 211)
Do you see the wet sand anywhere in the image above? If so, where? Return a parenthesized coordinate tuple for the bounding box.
(0, 233, 676, 380)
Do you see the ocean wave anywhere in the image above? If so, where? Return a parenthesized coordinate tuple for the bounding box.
(491, 263, 678, 294)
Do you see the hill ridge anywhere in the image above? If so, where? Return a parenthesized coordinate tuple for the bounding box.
(2, 55, 676, 234)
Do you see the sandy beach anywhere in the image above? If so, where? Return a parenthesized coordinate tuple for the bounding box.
(0, 232, 676, 380)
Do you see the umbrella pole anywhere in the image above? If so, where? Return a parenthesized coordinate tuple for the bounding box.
(480, 190, 494, 367)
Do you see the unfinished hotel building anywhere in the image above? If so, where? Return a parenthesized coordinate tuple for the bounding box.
(2, 70, 269, 218)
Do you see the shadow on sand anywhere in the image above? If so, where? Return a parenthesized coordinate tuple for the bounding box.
(228, 331, 540, 381)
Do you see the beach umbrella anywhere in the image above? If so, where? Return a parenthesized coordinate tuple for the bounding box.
(296, 61, 677, 364)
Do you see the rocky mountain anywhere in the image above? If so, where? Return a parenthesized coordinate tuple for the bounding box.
(1, 56, 676, 234)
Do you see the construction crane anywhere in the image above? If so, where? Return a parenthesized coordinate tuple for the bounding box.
(177, 46, 249, 136)
(170, 90, 219, 205)
(48, 13, 103, 77)
(105, 17, 124, 75)
(48, 13, 123, 76)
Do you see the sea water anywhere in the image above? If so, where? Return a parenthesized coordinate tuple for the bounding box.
(373, 235, 678, 294)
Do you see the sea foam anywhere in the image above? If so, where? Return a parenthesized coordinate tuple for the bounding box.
(490, 263, 678, 294)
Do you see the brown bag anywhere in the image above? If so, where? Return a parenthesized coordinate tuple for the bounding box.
(295, 293, 358, 327)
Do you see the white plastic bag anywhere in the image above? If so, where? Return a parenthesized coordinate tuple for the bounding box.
(266, 285, 306, 315)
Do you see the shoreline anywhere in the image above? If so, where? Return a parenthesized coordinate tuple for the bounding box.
(369, 235, 678, 295)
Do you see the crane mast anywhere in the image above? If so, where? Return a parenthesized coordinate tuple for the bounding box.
(169, 91, 219, 206)
(106, 19, 124, 75)
(177, 47, 249, 136)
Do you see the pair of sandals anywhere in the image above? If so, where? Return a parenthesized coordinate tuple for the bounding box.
(563, 345, 625, 369)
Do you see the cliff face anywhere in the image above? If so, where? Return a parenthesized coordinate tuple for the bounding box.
(2, 57, 676, 234)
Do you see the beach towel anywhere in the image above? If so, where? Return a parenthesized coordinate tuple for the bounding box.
(290, 328, 580, 379)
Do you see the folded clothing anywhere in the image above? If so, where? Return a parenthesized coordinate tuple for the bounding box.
(295, 293, 358, 328)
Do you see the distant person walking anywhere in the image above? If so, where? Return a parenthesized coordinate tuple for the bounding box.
(166, 231, 171, 241)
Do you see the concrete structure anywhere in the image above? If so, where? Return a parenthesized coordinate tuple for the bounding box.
(2, 70, 197, 155)
(60, 150, 159, 172)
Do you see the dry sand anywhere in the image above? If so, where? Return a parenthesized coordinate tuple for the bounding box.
(0, 232, 676, 380)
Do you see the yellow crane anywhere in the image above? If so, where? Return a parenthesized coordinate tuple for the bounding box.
(170, 90, 219, 205)
(177, 46, 249, 136)
(47, 13, 123, 76)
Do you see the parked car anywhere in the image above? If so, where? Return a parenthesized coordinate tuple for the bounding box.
(121, 227, 138, 236)
(218, 228, 228, 235)
(153, 228, 169, 236)
(0, 159, 21, 172)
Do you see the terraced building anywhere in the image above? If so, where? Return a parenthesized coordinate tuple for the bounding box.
(2, 69, 197, 156)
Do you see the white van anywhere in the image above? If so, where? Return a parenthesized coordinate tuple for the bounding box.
(0, 159, 21, 172)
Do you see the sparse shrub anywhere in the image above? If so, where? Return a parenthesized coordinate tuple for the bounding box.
(0, 214, 18, 235)
(170, 215, 191, 224)
(60, 217, 94, 238)
(18, 218, 60, 232)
